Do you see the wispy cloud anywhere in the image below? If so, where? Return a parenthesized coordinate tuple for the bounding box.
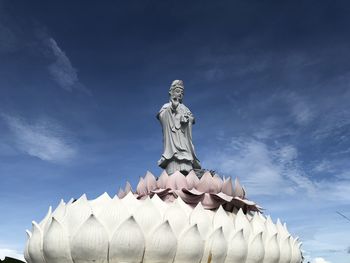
(203, 137, 307, 196)
(0, 5, 89, 94)
(2, 114, 77, 162)
(312, 257, 332, 263)
(46, 38, 90, 94)
(47, 38, 79, 91)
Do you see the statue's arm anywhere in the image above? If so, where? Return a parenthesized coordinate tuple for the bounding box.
(157, 103, 171, 120)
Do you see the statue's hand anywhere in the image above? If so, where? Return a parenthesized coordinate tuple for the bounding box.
(171, 97, 179, 110)
(180, 114, 189, 123)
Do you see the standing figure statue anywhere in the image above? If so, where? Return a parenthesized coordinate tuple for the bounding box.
(157, 80, 201, 175)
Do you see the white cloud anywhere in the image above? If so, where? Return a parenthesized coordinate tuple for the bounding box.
(312, 257, 331, 263)
(2, 114, 76, 162)
(312, 160, 333, 173)
(288, 93, 314, 126)
(204, 136, 350, 201)
(47, 38, 86, 93)
(0, 248, 24, 261)
(203, 138, 305, 196)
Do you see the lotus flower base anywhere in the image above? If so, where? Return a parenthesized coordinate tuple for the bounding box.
(24, 172, 303, 263)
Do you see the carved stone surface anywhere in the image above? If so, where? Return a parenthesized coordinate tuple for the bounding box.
(157, 80, 201, 175)
(25, 190, 302, 263)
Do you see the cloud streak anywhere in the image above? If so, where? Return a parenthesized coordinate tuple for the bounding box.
(203, 137, 314, 196)
(2, 114, 76, 162)
(46, 38, 90, 94)
(47, 38, 79, 92)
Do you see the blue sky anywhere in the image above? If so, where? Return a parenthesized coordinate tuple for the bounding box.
(0, 1, 350, 262)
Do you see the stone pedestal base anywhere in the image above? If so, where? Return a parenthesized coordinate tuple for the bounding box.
(164, 158, 192, 175)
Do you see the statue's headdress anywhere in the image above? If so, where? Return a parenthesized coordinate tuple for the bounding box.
(169, 80, 184, 93)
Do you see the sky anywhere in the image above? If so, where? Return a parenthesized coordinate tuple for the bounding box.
(0, 0, 349, 262)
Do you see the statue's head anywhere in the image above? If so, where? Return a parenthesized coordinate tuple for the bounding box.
(169, 80, 184, 103)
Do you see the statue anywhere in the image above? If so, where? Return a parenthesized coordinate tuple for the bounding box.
(157, 80, 201, 175)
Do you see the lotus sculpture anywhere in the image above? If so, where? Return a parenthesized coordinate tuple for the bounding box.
(25, 172, 302, 263)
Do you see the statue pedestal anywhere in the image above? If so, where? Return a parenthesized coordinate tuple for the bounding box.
(24, 171, 302, 263)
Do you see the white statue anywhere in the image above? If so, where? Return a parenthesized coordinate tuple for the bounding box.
(157, 80, 201, 175)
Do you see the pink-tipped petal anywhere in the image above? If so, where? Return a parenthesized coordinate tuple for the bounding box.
(212, 192, 234, 203)
(172, 171, 188, 189)
(221, 177, 234, 196)
(151, 189, 171, 198)
(144, 171, 157, 192)
(157, 171, 169, 189)
(196, 171, 216, 193)
(201, 193, 221, 209)
(182, 188, 205, 196)
(136, 178, 148, 196)
(165, 173, 177, 189)
(124, 181, 132, 194)
(213, 174, 223, 192)
(186, 170, 199, 189)
(235, 197, 256, 206)
(117, 188, 126, 199)
(234, 177, 245, 198)
(178, 190, 205, 205)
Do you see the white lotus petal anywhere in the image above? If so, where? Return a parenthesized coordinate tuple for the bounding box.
(90, 192, 112, 215)
(201, 227, 227, 263)
(39, 206, 52, 230)
(24, 230, 33, 263)
(175, 196, 192, 216)
(64, 194, 92, 237)
(251, 212, 266, 236)
(96, 197, 130, 236)
(134, 197, 162, 235)
(109, 216, 145, 263)
(174, 224, 204, 263)
(52, 200, 66, 222)
(121, 191, 140, 215)
(213, 206, 234, 240)
(43, 217, 73, 263)
(259, 212, 267, 223)
(276, 218, 288, 242)
(164, 201, 189, 237)
(71, 214, 109, 263)
(144, 220, 177, 263)
(151, 194, 167, 217)
(290, 239, 303, 263)
(263, 233, 279, 263)
(278, 235, 292, 263)
(264, 216, 277, 242)
(225, 229, 248, 263)
(26, 181, 303, 263)
(246, 232, 264, 263)
(283, 222, 290, 235)
(28, 221, 45, 263)
(235, 209, 251, 241)
(290, 237, 302, 263)
(190, 202, 213, 239)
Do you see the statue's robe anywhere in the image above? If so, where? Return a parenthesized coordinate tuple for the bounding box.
(157, 102, 201, 174)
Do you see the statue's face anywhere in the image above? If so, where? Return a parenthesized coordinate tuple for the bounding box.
(170, 87, 184, 102)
